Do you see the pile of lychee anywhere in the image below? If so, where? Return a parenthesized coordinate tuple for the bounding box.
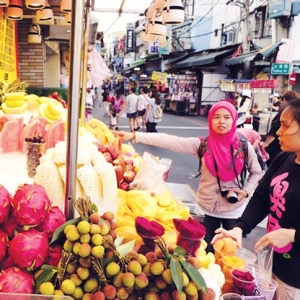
(37, 210, 216, 299)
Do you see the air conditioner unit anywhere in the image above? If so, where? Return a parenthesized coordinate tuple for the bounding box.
(227, 29, 237, 44)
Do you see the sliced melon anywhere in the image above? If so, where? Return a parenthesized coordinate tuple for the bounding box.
(5, 99, 25, 108)
(47, 99, 64, 116)
(4, 92, 26, 101)
(1, 102, 27, 114)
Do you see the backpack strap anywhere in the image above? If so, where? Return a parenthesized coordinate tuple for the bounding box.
(195, 136, 209, 178)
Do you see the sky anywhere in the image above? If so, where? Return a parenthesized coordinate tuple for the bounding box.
(92, 0, 152, 39)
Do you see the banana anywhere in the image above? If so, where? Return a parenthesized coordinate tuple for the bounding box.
(5, 99, 25, 108)
(38, 103, 55, 124)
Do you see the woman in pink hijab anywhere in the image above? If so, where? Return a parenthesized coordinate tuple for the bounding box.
(115, 101, 262, 252)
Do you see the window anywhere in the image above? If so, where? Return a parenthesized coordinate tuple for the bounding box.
(253, 6, 271, 38)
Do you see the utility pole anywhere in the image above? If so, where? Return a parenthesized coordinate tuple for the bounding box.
(242, 0, 250, 53)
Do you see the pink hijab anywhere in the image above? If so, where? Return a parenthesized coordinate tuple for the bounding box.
(204, 101, 244, 181)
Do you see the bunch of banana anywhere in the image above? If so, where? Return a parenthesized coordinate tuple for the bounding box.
(116, 189, 191, 242)
(84, 118, 115, 145)
(38, 98, 64, 124)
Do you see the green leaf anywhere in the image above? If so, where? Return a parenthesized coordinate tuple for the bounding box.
(102, 256, 115, 268)
(170, 257, 183, 293)
(173, 246, 186, 256)
(50, 217, 81, 245)
(34, 267, 57, 294)
(180, 260, 207, 293)
(117, 239, 135, 257)
(41, 264, 57, 271)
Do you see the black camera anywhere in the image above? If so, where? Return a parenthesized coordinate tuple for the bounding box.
(220, 188, 229, 197)
(220, 188, 238, 203)
(227, 191, 238, 204)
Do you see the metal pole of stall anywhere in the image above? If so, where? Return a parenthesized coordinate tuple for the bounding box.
(80, 1, 91, 125)
(64, 0, 86, 220)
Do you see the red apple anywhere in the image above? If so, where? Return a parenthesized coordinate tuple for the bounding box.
(96, 143, 107, 153)
(125, 159, 134, 166)
(114, 165, 124, 184)
(123, 170, 136, 183)
(118, 181, 130, 191)
(103, 152, 113, 164)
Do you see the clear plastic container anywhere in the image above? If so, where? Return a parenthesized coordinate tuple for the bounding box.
(220, 293, 243, 299)
(244, 263, 266, 280)
(256, 277, 278, 300)
(232, 268, 256, 296)
(236, 248, 257, 265)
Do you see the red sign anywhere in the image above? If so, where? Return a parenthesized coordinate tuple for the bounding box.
(250, 79, 280, 89)
(289, 73, 297, 86)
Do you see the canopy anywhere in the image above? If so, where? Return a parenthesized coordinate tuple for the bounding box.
(172, 48, 236, 69)
(223, 42, 283, 65)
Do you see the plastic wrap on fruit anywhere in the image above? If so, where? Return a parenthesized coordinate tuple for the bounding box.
(173, 217, 206, 256)
(135, 217, 165, 251)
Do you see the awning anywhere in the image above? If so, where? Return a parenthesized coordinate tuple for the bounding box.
(173, 48, 236, 69)
(131, 59, 146, 67)
(223, 42, 283, 65)
(223, 51, 257, 65)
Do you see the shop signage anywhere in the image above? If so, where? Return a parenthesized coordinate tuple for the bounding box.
(126, 29, 135, 52)
(250, 79, 280, 89)
(276, 38, 297, 63)
(151, 71, 168, 83)
(0, 10, 17, 83)
(271, 63, 291, 75)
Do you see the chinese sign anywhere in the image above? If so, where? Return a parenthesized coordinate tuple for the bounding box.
(271, 63, 291, 75)
(250, 79, 280, 89)
(0, 9, 17, 83)
(148, 39, 159, 54)
(151, 71, 168, 83)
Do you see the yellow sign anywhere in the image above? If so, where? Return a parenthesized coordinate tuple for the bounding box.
(0, 9, 17, 83)
(151, 71, 168, 83)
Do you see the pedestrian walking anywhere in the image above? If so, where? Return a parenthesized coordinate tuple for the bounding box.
(120, 87, 138, 132)
(144, 89, 162, 133)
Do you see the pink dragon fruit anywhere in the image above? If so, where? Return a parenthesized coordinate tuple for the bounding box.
(0, 253, 14, 270)
(11, 184, 51, 226)
(0, 228, 8, 262)
(9, 228, 50, 271)
(0, 184, 11, 225)
(37, 206, 66, 240)
(1, 213, 22, 238)
(0, 267, 34, 294)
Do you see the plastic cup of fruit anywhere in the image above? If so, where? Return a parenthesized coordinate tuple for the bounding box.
(176, 231, 201, 257)
(213, 245, 236, 268)
(256, 277, 278, 300)
(220, 293, 243, 300)
(221, 255, 246, 294)
(236, 248, 257, 265)
(231, 268, 256, 296)
(26, 142, 45, 177)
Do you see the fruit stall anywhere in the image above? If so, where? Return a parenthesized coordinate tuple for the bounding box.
(0, 3, 276, 300)
(0, 85, 277, 299)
